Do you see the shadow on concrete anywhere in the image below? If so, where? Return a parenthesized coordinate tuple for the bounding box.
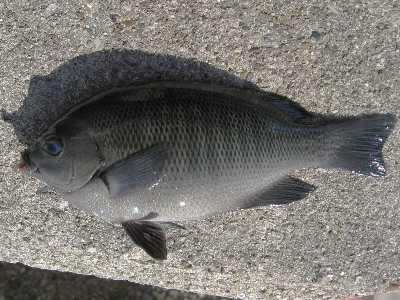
(2, 49, 259, 145)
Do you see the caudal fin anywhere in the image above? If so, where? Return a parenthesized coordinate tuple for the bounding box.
(327, 114, 396, 177)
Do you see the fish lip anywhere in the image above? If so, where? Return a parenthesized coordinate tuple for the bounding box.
(21, 150, 39, 174)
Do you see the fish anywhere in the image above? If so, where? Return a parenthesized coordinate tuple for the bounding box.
(19, 81, 396, 260)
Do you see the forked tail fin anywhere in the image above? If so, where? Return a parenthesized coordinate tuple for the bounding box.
(326, 114, 396, 177)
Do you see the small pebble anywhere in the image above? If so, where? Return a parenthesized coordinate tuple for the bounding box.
(301, 42, 311, 49)
(326, 3, 341, 14)
(42, 3, 58, 18)
(136, 23, 145, 30)
(310, 31, 321, 44)
(109, 14, 118, 23)
(86, 17, 98, 29)
(76, 11, 84, 19)
(87, 247, 96, 253)
(122, 19, 136, 26)
(354, 276, 363, 283)
(113, 29, 123, 39)
(32, 0, 45, 8)
(246, 72, 254, 81)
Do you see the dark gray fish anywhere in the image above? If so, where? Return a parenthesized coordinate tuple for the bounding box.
(20, 81, 397, 259)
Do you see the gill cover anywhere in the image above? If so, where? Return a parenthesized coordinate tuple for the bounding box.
(26, 117, 102, 192)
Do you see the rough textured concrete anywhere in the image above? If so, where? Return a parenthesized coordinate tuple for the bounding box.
(0, 1, 399, 299)
(0, 261, 231, 300)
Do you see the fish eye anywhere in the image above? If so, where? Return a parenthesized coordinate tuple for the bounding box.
(42, 139, 63, 156)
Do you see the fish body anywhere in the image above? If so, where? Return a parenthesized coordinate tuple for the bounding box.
(21, 81, 396, 259)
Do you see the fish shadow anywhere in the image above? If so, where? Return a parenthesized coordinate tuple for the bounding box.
(3, 49, 260, 145)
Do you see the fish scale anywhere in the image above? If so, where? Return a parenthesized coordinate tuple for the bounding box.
(21, 81, 396, 259)
(73, 90, 322, 218)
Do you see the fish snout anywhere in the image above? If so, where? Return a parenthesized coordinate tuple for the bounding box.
(21, 150, 38, 173)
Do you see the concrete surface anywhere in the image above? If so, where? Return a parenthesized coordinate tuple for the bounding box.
(0, 263, 398, 300)
(0, 0, 399, 299)
(0, 261, 231, 300)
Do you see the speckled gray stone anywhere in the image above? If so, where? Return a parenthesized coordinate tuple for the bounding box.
(0, 1, 399, 299)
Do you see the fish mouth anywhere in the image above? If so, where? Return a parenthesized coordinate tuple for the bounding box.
(19, 150, 39, 174)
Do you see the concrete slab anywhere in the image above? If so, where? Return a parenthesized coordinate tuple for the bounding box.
(0, 1, 399, 299)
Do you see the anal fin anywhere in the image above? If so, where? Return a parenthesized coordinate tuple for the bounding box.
(122, 221, 167, 260)
(240, 176, 316, 209)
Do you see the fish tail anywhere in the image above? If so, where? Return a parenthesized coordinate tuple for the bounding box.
(326, 114, 397, 177)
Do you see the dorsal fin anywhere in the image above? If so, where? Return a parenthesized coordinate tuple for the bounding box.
(265, 93, 314, 121)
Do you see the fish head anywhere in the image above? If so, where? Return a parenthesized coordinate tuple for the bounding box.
(21, 118, 102, 192)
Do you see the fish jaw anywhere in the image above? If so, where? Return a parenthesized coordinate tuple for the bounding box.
(20, 150, 38, 174)
(14, 160, 28, 173)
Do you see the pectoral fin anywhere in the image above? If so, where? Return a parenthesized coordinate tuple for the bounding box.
(100, 143, 175, 199)
(240, 176, 316, 209)
(122, 221, 167, 260)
